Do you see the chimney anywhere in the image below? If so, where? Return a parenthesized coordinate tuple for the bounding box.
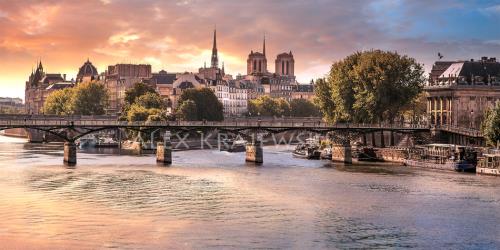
(63, 74, 66, 81)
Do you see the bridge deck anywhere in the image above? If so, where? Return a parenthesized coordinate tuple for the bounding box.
(0, 115, 482, 137)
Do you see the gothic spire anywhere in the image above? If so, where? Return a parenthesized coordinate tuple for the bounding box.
(211, 28, 218, 68)
(263, 33, 266, 57)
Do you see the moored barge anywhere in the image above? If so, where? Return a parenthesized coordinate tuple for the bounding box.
(404, 144, 477, 172)
(477, 154, 500, 176)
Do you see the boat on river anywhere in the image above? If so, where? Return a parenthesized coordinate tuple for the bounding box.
(220, 138, 247, 152)
(477, 154, 500, 176)
(320, 147, 332, 159)
(293, 138, 321, 159)
(404, 144, 477, 172)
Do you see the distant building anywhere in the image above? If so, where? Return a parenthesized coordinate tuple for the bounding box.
(211, 81, 248, 117)
(291, 83, 315, 101)
(25, 61, 74, 114)
(247, 37, 268, 75)
(170, 72, 206, 108)
(425, 57, 500, 129)
(103, 63, 152, 112)
(76, 59, 99, 83)
(198, 29, 225, 82)
(0, 97, 24, 114)
(275, 51, 294, 77)
(148, 70, 177, 106)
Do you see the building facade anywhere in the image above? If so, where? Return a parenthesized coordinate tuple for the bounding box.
(275, 52, 294, 77)
(211, 82, 248, 117)
(25, 61, 74, 114)
(425, 57, 500, 129)
(103, 64, 152, 112)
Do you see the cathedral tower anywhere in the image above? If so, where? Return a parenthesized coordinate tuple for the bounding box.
(275, 51, 294, 77)
(246, 35, 267, 75)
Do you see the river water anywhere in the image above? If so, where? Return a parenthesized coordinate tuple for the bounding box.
(0, 136, 499, 249)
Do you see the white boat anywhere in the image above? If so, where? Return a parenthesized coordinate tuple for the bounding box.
(76, 134, 97, 148)
(477, 154, 500, 176)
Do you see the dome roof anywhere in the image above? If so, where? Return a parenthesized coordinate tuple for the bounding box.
(77, 59, 98, 77)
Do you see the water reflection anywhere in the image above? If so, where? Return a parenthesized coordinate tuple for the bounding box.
(0, 136, 499, 249)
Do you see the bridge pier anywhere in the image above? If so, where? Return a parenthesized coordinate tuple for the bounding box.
(245, 138, 263, 164)
(331, 141, 352, 164)
(131, 141, 142, 155)
(63, 141, 77, 166)
(157, 132, 172, 165)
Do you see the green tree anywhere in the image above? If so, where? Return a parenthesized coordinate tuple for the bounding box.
(276, 98, 291, 117)
(289, 99, 321, 117)
(176, 88, 223, 121)
(248, 95, 280, 117)
(135, 92, 165, 109)
(42, 88, 74, 115)
(70, 82, 109, 115)
(481, 103, 500, 147)
(317, 50, 425, 123)
(124, 82, 157, 106)
(127, 103, 150, 121)
(176, 99, 198, 121)
(401, 92, 427, 123)
(314, 78, 339, 121)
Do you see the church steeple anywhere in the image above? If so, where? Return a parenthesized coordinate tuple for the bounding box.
(211, 28, 218, 68)
(263, 34, 266, 57)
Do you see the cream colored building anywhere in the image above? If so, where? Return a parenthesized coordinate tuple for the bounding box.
(426, 57, 500, 129)
(211, 82, 248, 117)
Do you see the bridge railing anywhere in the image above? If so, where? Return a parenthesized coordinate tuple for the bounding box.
(435, 125, 482, 137)
(0, 117, 431, 130)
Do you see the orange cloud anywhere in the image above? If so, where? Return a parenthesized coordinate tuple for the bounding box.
(0, 0, 499, 99)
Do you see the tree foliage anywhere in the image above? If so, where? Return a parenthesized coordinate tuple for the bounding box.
(481, 102, 500, 147)
(42, 88, 74, 115)
(176, 88, 223, 121)
(176, 100, 198, 121)
(135, 92, 165, 109)
(124, 82, 157, 106)
(70, 82, 109, 115)
(123, 85, 167, 122)
(43, 82, 109, 115)
(316, 50, 425, 123)
(248, 96, 321, 117)
(289, 99, 321, 117)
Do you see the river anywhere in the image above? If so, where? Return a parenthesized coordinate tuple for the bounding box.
(0, 135, 499, 249)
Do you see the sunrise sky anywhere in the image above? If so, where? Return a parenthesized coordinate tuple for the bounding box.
(1, 0, 500, 99)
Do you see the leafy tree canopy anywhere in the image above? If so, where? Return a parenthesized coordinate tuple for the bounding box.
(176, 88, 223, 121)
(43, 88, 74, 115)
(43, 81, 109, 115)
(135, 92, 165, 110)
(316, 50, 425, 123)
(481, 102, 500, 147)
(176, 99, 198, 121)
(70, 81, 109, 115)
(248, 96, 321, 117)
(289, 98, 321, 117)
(124, 82, 157, 106)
